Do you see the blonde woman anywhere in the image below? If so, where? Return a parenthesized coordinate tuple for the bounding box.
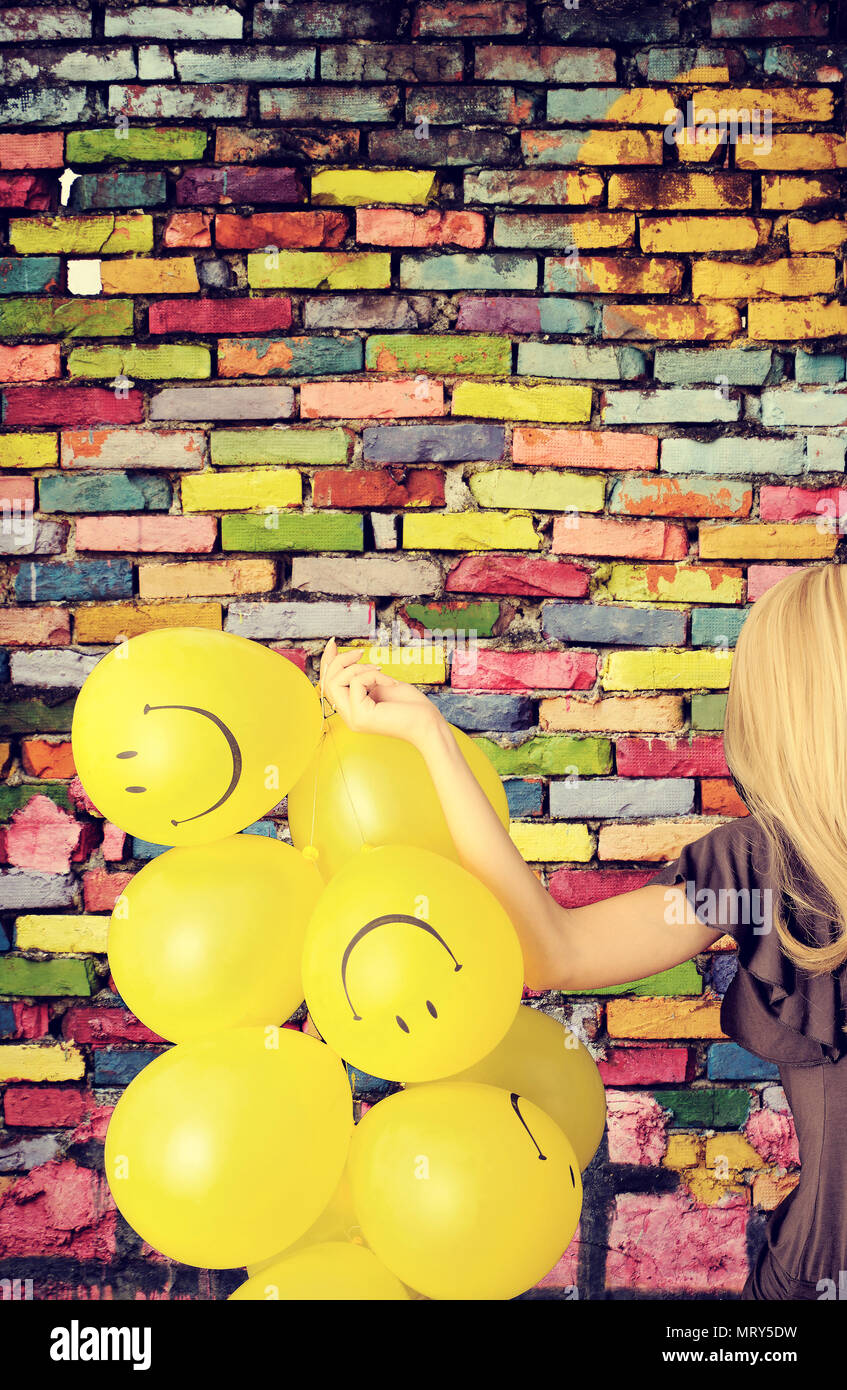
(320, 564, 847, 1302)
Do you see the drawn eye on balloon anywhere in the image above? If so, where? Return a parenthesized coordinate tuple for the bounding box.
(116, 702, 244, 828)
(341, 914, 463, 1034)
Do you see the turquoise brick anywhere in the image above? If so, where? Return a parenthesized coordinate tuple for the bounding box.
(0, 258, 61, 294)
(654, 349, 774, 385)
(38, 472, 172, 513)
(795, 351, 846, 384)
(399, 254, 537, 292)
(539, 299, 601, 334)
(224, 335, 363, 375)
(518, 343, 645, 380)
(69, 171, 168, 210)
(691, 608, 749, 648)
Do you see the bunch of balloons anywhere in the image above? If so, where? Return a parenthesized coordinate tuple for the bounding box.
(72, 628, 606, 1300)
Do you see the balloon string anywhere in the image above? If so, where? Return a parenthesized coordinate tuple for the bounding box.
(312, 664, 369, 856)
(327, 715, 369, 850)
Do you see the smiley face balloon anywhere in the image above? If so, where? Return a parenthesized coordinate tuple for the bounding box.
(72, 628, 322, 846)
(349, 1081, 583, 1300)
(301, 845, 523, 1083)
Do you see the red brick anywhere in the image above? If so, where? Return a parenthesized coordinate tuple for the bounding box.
(549, 867, 657, 907)
(162, 211, 212, 247)
(0, 173, 53, 209)
(746, 563, 802, 600)
(215, 210, 348, 249)
(759, 484, 846, 524)
(598, 1047, 691, 1086)
(451, 649, 596, 691)
(0, 1160, 117, 1261)
(3, 388, 144, 427)
(446, 555, 590, 596)
(148, 298, 293, 334)
(60, 1006, 164, 1047)
(356, 208, 486, 248)
(615, 735, 729, 777)
(312, 468, 446, 508)
(81, 869, 133, 911)
(3, 1085, 89, 1128)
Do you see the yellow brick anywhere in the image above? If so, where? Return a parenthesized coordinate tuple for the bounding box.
(311, 169, 436, 206)
(609, 171, 750, 210)
(664, 1132, 704, 1168)
(15, 914, 108, 953)
(100, 257, 200, 295)
(510, 822, 593, 863)
(761, 174, 838, 209)
(674, 130, 728, 165)
(138, 558, 276, 599)
(540, 694, 684, 733)
(603, 303, 741, 339)
(73, 601, 222, 642)
(606, 996, 725, 1039)
(10, 213, 153, 255)
(787, 218, 847, 253)
(690, 88, 833, 123)
(403, 511, 539, 551)
(181, 469, 302, 513)
(248, 251, 391, 290)
(0, 433, 58, 469)
(566, 129, 665, 165)
(342, 643, 445, 685)
(705, 1134, 764, 1172)
(599, 817, 726, 862)
(700, 521, 836, 560)
(752, 1171, 798, 1210)
(748, 297, 847, 340)
(601, 649, 732, 691)
(452, 381, 592, 424)
(639, 216, 768, 253)
(0, 1043, 85, 1082)
(692, 257, 835, 299)
(682, 1167, 746, 1205)
(737, 133, 847, 170)
(579, 89, 676, 123)
(599, 562, 744, 605)
(469, 469, 605, 512)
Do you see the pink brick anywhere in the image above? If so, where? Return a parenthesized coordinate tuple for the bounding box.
(5, 795, 82, 873)
(300, 379, 445, 419)
(101, 822, 127, 861)
(0, 132, 64, 169)
(0, 1160, 117, 1261)
(61, 1006, 164, 1047)
(0, 474, 35, 508)
(549, 867, 656, 907)
(356, 208, 487, 248)
(606, 1089, 668, 1165)
(11, 1002, 50, 1039)
(82, 869, 133, 912)
(759, 484, 846, 524)
(269, 645, 309, 671)
(446, 555, 590, 596)
(606, 1191, 749, 1293)
(514, 428, 658, 471)
(0, 606, 69, 646)
(745, 1107, 799, 1167)
(75, 515, 218, 553)
(598, 1046, 691, 1086)
(3, 387, 144, 427)
(451, 649, 597, 692)
(534, 1225, 582, 1291)
(0, 343, 60, 382)
(68, 777, 101, 818)
(746, 563, 803, 601)
(552, 516, 688, 560)
(615, 735, 729, 777)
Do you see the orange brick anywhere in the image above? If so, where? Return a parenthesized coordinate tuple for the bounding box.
(701, 779, 748, 816)
(0, 132, 63, 169)
(21, 739, 75, 779)
(606, 997, 725, 1040)
(356, 208, 486, 248)
(513, 429, 658, 471)
(552, 516, 687, 560)
(300, 379, 445, 419)
(0, 344, 60, 383)
(137, 558, 276, 599)
(0, 607, 69, 646)
(603, 303, 741, 340)
(540, 694, 684, 733)
(162, 211, 212, 247)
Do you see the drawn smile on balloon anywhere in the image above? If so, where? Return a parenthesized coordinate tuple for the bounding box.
(116, 702, 244, 828)
(341, 914, 463, 1034)
(511, 1092, 576, 1183)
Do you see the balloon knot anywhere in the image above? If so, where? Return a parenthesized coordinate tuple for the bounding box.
(302, 845, 319, 863)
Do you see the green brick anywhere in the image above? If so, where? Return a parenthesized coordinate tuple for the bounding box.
(9, 214, 154, 255)
(0, 784, 72, 818)
(0, 298, 134, 339)
(248, 252, 391, 290)
(571, 962, 703, 997)
(221, 513, 364, 552)
(66, 127, 208, 164)
(0, 699, 75, 735)
(210, 427, 350, 466)
(475, 734, 613, 776)
(0, 956, 96, 998)
(470, 468, 605, 511)
(692, 692, 727, 730)
(365, 334, 512, 376)
(67, 345, 211, 380)
(404, 600, 500, 636)
(653, 1087, 752, 1129)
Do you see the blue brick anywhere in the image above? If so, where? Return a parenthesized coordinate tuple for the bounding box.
(93, 1048, 164, 1086)
(543, 603, 686, 647)
(550, 777, 694, 819)
(707, 1042, 780, 1081)
(691, 607, 749, 648)
(708, 952, 738, 996)
(539, 299, 601, 335)
(362, 422, 506, 463)
(505, 778, 543, 817)
(0, 258, 61, 294)
(69, 171, 168, 210)
(345, 1062, 393, 1098)
(0, 649, 8, 683)
(430, 692, 535, 732)
(130, 839, 171, 860)
(242, 820, 280, 837)
(795, 351, 845, 385)
(39, 473, 172, 513)
(0, 1000, 15, 1033)
(14, 559, 133, 603)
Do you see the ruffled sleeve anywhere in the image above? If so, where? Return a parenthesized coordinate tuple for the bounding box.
(651, 818, 844, 1065)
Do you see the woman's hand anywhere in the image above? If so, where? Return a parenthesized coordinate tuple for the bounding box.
(318, 638, 446, 747)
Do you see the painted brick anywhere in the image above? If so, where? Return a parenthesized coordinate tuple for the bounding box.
(67, 127, 207, 164)
(514, 428, 657, 471)
(452, 382, 592, 423)
(602, 304, 742, 340)
(3, 387, 143, 427)
(603, 389, 739, 426)
(322, 43, 464, 81)
(414, 3, 527, 37)
(109, 85, 249, 122)
(363, 423, 504, 463)
(249, 251, 391, 290)
(639, 215, 768, 252)
(0, 299, 133, 339)
(523, 129, 664, 166)
(301, 379, 444, 419)
(10, 214, 153, 255)
(660, 437, 805, 475)
(260, 87, 399, 124)
(210, 427, 349, 466)
(369, 128, 514, 166)
(150, 386, 295, 421)
(73, 601, 221, 642)
(599, 563, 744, 605)
(356, 209, 484, 248)
(653, 349, 772, 385)
(466, 170, 605, 207)
(543, 604, 687, 647)
(313, 468, 444, 509)
(553, 516, 687, 560)
(494, 212, 636, 250)
(446, 555, 589, 597)
(404, 512, 538, 551)
(457, 297, 600, 335)
(218, 336, 362, 378)
(74, 516, 217, 553)
(610, 475, 752, 518)
(400, 253, 536, 291)
(137, 558, 275, 600)
(699, 521, 836, 560)
(221, 513, 364, 553)
(215, 212, 346, 250)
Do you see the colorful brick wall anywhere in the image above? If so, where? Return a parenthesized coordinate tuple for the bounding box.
(0, 0, 844, 1299)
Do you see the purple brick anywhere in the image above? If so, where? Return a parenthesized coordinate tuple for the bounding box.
(175, 165, 303, 205)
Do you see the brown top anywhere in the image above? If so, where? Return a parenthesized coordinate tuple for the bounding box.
(651, 817, 847, 1298)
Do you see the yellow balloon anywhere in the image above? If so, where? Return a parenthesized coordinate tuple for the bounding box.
(302, 845, 523, 1082)
(411, 1005, 606, 1170)
(287, 714, 509, 878)
(349, 1082, 583, 1300)
(72, 627, 322, 846)
(231, 1242, 409, 1301)
(246, 1167, 363, 1276)
(104, 1028, 352, 1269)
(108, 835, 323, 1042)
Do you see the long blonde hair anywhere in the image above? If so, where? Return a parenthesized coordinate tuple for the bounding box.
(724, 563, 847, 975)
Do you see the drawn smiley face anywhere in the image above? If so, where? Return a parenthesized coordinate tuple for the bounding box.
(302, 845, 524, 1083)
(72, 628, 323, 847)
